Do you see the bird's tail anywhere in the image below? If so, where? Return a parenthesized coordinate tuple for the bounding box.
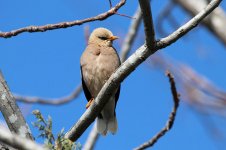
(96, 116, 118, 136)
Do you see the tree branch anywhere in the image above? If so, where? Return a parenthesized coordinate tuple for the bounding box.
(174, 0, 226, 46)
(0, 0, 126, 38)
(138, 0, 155, 48)
(64, 0, 221, 142)
(0, 71, 33, 140)
(157, 0, 222, 49)
(82, 123, 99, 150)
(134, 71, 180, 150)
(14, 84, 82, 105)
(0, 128, 46, 150)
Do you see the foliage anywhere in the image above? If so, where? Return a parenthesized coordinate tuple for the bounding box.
(32, 110, 81, 150)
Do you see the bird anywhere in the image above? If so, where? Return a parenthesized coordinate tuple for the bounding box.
(80, 27, 121, 136)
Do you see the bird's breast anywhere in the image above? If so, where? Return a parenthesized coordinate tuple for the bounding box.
(87, 53, 119, 97)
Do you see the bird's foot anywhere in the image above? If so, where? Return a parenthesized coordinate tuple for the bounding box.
(86, 98, 94, 109)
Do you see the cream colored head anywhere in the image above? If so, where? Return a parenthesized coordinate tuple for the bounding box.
(88, 27, 118, 47)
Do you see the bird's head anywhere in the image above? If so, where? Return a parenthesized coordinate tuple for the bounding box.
(88, 27, 119, 47)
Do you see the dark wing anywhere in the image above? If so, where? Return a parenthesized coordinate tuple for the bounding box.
(114, 85, 120, 110)
(81, 67, 92, 102)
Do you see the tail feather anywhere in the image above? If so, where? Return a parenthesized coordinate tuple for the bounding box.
(96, 117, 107, 136)
(108, 116, 118, 134)
(96, 116, 118, 135)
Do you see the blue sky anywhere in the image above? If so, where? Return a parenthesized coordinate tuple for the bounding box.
(1, 0, 226, 150)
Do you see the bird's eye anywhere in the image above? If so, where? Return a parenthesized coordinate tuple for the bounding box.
(98, 36, 108, 40)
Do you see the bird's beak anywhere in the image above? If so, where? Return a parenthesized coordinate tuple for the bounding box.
(109, 36, 119, 41)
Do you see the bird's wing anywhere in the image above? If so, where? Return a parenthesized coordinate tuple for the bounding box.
(115, 85, 120, 109)
(80, 44, 100, 101)
(81, 67, 92, 102)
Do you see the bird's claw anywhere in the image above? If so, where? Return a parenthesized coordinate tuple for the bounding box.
(86, 98, 94, 109)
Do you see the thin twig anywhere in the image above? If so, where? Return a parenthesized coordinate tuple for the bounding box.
(0, 0, 126, 38)
(109, 0, 113, 8)
(120, 7, 142, 62)
(14, 84, 82, 105)
(114, 12, 136, 19)
(64, 0, 221, 142)
(134, 71, 180, 150)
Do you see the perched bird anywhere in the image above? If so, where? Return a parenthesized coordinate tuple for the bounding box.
(80, 27, 121, 135)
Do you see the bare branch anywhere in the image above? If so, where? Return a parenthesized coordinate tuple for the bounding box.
(0, 71, 33, 140)
(108, 0, 113, 8)
(0, 128, 46, 150)
(64, 0, 221, 142)
(14, 84, 82, 105)
(134, 71, 180, 150)
(157, 0, 222, 49)
(174, 0, 226, 46)
(120, 7, 142, 62)
(82, 123, 99, 150)
(138, 0, 155, 48)
(0, 0, 126, 38)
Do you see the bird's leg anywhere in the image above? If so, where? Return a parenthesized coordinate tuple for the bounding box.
(86, 98, 94, 109)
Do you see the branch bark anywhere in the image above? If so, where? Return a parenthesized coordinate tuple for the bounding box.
(0, 128, 46, 150)
(0, 71, 33, 140)
(174, 0, 226, 46)
(138, 0, 155, 48)
(0, 0, 126, 38)
(0, 142, 17, 150)
(64, 0, 221, 142)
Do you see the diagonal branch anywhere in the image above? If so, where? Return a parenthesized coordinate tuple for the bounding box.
(64, 0, 221, 142)
(134, 71, 180, 150)
(14, 84, 82, 105)
(0, 0, 126, 38)
(174, 0, 226, 46)
(0, 71, 34, 140)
